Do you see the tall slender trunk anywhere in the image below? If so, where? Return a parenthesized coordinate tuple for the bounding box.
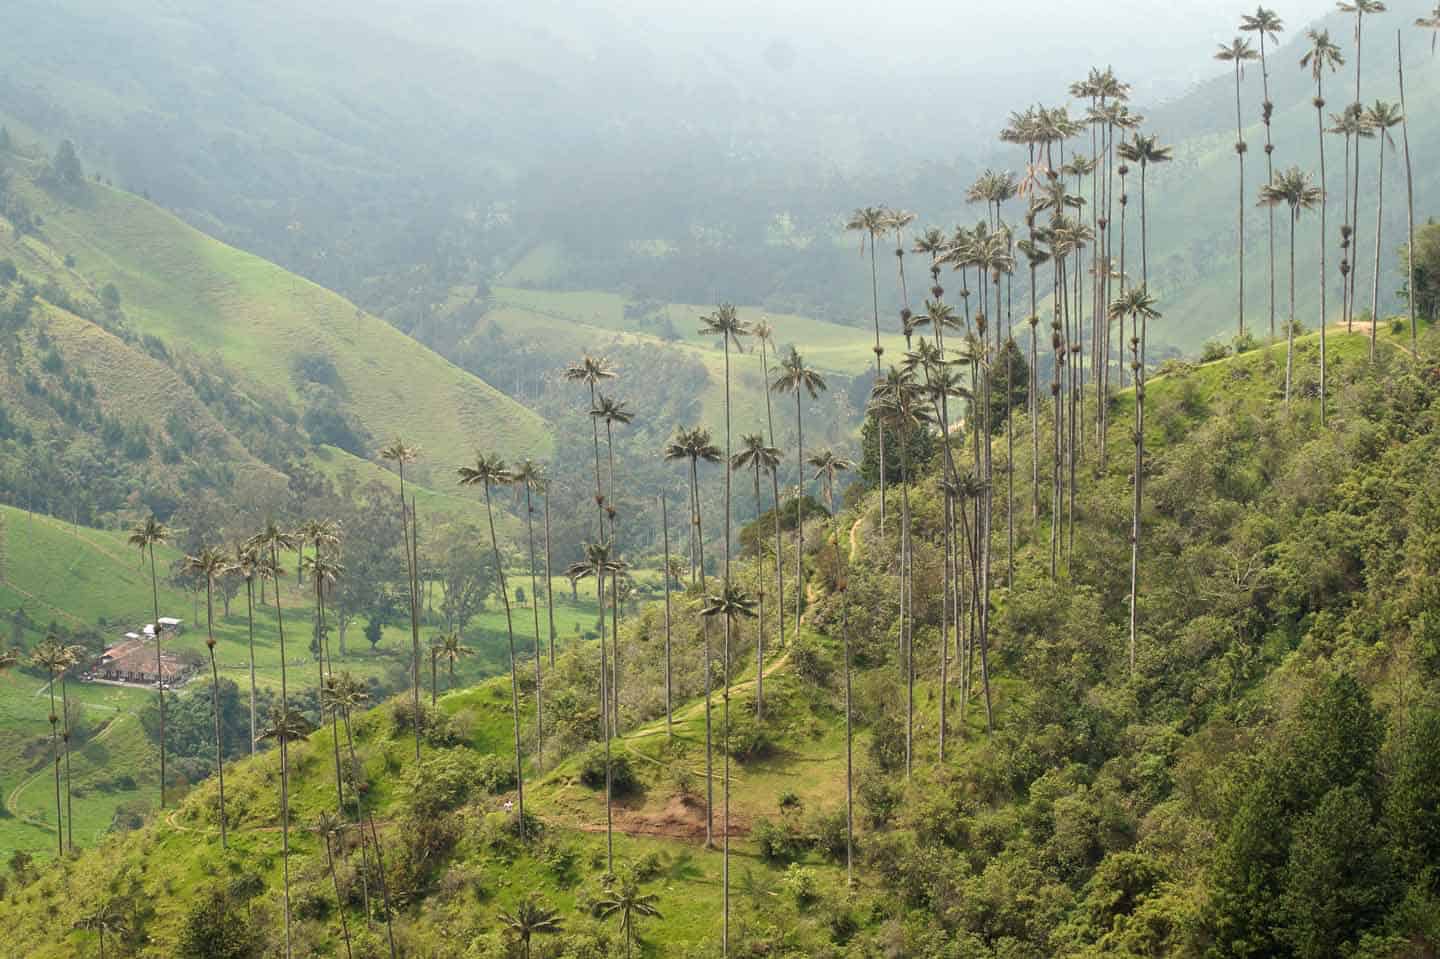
(1351, 12, 1367, 336)
(245, 580, 257, 756)
(753, 464, 766, 720)
(1129, 320, 1144, 675)
(1235, 57, 1248, 336)
(606, 422, 621, 738)
(1371, 121, 1387, 363)
(1317, 82, 1330, 426)
(759, 338, 785, 650)
(840, 520, 853, 887)
(900, 426, 913, 775)
(148, 543, 165, 809)
(524, 485, 544, 764)
(1296, 211, 1307, 406)
(1400, 33, 1418, 357)
(483, 484, 525, 841)
(60, 670, 73, 853)
(692, 458, 713, 849)
(543, 491, 557, 667)
(597, 570, 613, 871)
(1261, 30, 1277, 339)
(323, 833, 354, 959)
(722, 333, 734, 959)
(269, 539, 293, 959)
(794, 391, 805, 631)
(205, 579, 227, 849)
(869, 232, 887, 536)
(660, 495, 673, 739)
(46, 669, 61, 856)
(397, 466, 421, 762)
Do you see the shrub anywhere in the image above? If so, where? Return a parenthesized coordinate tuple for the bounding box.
(722, 712, 774, 761)
(790, 636, 831, 686)
(475, 753, 517, 795)
(1200, 340, 1231, 364)
(753, 816, 812, 863)
(401, 752, 476, 818)
(578, 746, 639, 796)
(782, 864, 820, 909)
(859, 774, 903, 829)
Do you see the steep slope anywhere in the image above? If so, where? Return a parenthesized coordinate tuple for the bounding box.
(8, 174, 551, 474)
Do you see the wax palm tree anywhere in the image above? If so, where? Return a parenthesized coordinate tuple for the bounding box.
(1116, 134, 1173, 295)
(597, 877, 662, 959)
(1398, 33, 1418, 356)
(1109, 288, 1162, 675)
(256, 704, 315, 959)
(185, 546, 232, 848)
(457, 454, 527, 839)
(1259, 168, 1323, 406)
(847, 205, 892, 530)
(1328, 104, 1367, 330)
(302, 550, 348, 816)
(313, 811, 355, 959)
(564, 355, 617, 530)
(513, 459, 549, 757)
(1218, 37, 1260, 336)
(380, 439, 424, 758)
(1340, 2, 1387, 333)
(662, 425, 721, 845)
(232, 543, 262, 755)
(750, 318, 787, 650)
(1420, 4, 1440, 53)
(591, 394, 633, 735)
(732, 433, 781, 719)
(31, 637, 72, 856)
(1365, 100, 1403, 360)
(817, 453, 858, 886)
(770, 350, 827, 631)
(565, 542, 628, 871)
(809, 450, 855, 523)
(870, 367, 934, 772)
(325, 670, 392, 951)
(540, 473, 559, 666)
(433, 631, 472, 697)
(700, 580, 757, 957)
(127, 516, 169, 807)
(658, 493, 675, 739)
(499, 895, 563, 959)
(1242, 6, 1287, 339)
(73, 898, 127, 959)
(1302, 29, 1345, 425)
(700, 306, 750, 672)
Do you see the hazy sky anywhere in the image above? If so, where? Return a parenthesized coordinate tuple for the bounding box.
(560, 0, 1339, 96)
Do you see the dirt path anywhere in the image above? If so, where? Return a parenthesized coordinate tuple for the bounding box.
(4, 710, 129, 831)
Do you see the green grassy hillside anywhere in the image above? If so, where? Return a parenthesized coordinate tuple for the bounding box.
(8, 175, 551, 474)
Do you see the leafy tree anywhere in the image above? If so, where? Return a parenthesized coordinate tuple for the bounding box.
(175, 886, 261, 959)
(49, 139, 84, 187)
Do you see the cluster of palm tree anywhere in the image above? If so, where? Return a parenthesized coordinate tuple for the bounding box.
(1225, 4, 1420, 400)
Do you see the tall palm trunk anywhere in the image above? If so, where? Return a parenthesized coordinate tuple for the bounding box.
(60, 669, 73, 852)
(483, 482, 526, 841)
(840, 519, 853, 887)
(147, 542, 165, 809)
(752, 463, 767, 720)
(544, 490, 557, 666)
(793, 391, 805, 631)
(721, 333, 734, 959)
(46, 667, 61, 857)
(268, 539, 293, 959)
(900, 426, 913, 775)
(245, 579, 257, 756)
(1371, 113, 1387, 363)
(596, 569, 613, 872)
(1234, 55, 1248, 336)
(204, 577, 227, 849)
(1400, 32, 1418, 357)
(758, 337, 785, 650)
(524, 485, 544, 763)
(1288, 209, 1299, 406)
(1316, 77, 1330, 426)
(660, 495, 674, 739)
(605, 422, 621, 737)
(322, 831, 354, 959)
(691, 457, 713, 849)
(396, 465, 421, 762)
(868, 231, 887, 536)
(1351, 12, 1367, 336)
(1261, 30, 1277, 338)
